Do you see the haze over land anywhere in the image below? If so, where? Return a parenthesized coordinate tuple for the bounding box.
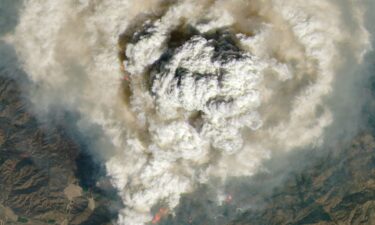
(1, 0, 375, 225)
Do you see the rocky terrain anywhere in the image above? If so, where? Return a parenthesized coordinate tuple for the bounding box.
(0, 71, 374, 225)
(155, 132, 375, 225)
(230, 133, 375, 225)
(154, 66, 375, 225)
(0, 75, 120, 225)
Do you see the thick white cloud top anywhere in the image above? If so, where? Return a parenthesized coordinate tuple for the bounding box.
(7, 0, 371, 224)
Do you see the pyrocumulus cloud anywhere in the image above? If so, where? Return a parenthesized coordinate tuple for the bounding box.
(4, 0, 371, 224)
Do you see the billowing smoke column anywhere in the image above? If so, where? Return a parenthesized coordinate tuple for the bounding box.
(5, 0, 371, 224)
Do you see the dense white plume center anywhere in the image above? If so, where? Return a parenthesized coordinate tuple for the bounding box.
(8, 0, 370, 224)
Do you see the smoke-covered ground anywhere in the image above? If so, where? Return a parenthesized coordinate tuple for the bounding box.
(1, 0, 375, 224)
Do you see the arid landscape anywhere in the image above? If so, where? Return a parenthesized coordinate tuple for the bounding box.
(1, 1, 375, 225)
(0, 73, 374, 224)
(0, 76, 121, 225)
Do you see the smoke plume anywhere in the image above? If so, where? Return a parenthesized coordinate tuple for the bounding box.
(3, 0, 373, 224)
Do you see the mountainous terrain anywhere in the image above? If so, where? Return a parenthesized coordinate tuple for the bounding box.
(0, 76, 120, 225)
(0, 75, 374, 225)
(230, 133, 375, 225)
